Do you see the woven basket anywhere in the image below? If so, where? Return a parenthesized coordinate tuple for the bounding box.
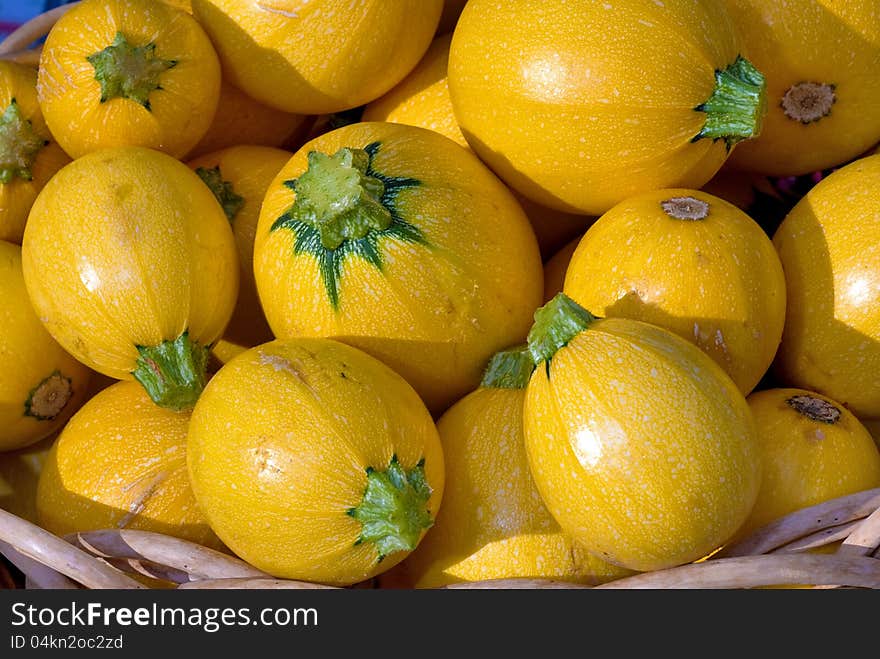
(1, 2, 879, 591)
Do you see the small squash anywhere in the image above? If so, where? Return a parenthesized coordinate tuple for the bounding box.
(0, 61, 70, 244)
(773, 154, 880, 418)
(186, 338, 445, 586)
(187, 145, 291, 363)
(523, 294, 760, 572)
(738, 388, 880, 539)
(36, 380, 222, 550)
(724, 0, 880, 176)
(22, 146, 238, 411)
(0, 241, 91, 452)
(191, 0, 442, 115)
(403, 346, 633, 588)
(254, 121, 543, 414)
(185, 81, 312, 159)
(448, 0, 767, 216)
(37, 0, 221, 159)
(563, 189, 786, 395)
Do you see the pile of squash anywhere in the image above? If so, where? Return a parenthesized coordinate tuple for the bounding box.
(1, 0, 879, 589)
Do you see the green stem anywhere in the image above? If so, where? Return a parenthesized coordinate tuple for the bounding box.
(287, 147, 391, 250)
(694, 55, 766, 149)
(132, 331, 209, 412)
(86, 32, 177, 110)
(527, 293, 597, 366)
(480, 345, 535, 389)
(0, 99, 47, 184)
(347, 455, 434, 562)
(196, 166, 244, 222)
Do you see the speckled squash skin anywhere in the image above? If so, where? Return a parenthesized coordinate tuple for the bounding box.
(186, 81, 311, 159)
(362, 32, 593, 258)
(186, 338, 445, 586)
(21, 146, 238, 382)
(0, 241, 91, 452)
(186, 145, 291, 364)
(524, 316, 761, 572)
(254, 122, 543, 414)
(724, 0, 880, 176)
(773, 155, 880, 418)
(191, 0, 442, 115)
(37, 0, 221, 159)
(448, 0, 757, 216)
(0, 62, 71, 244)
(738, 388, 880, 539)
(404, 385, 633, 588)
(36, 380, 222, 549)
(564, 189, 786, 395)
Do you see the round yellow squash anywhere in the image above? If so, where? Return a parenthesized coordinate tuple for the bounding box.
(362, 32, 593, 258)
(36, 380, 221, 549)
(190, 0, 442, 115)
(186, 81, 312, 159)
(738, 388, 880, 539)
(0, 241, 91, 452)
(564, 189, 786, 395)
(773, 154, 880, 418)
(254, 121, 543, 414)
(37, 0, 221, 159)
(523, 294, 761, 572)
(186, 338, 445, 586)
(724, 0, 880, 176)
(403, 347, 633, 589)
(448, 0, 767, 216)
(22, 146, 238, 411)
(0, 61, 70, 244)
(187, 145, 291, 364)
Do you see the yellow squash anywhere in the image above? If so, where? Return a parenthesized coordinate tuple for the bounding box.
(22, 146, 238, 411)
(187, 145, 291, 363)
(543, 236, 580, 304)
(36, 380, 222, 549)
(186, 81, 312, 159)
(37, 0, 221, 159)
(738, 388, 880, 539)
(448, 0, 767, 216)
(773, 154, 880, 418)
(0, 61, 70, 244)
(724, 0, 880, 176)
(523, 294, 760, 572)
(254, 121, 543, 414)
(0, 241, 91, 452)
(564, 189, 786, 395)
(191, 0, 442, 115)
(186, 338, 445, 586)
(362, 32, 592, 258)
(403, 347, 633, 588)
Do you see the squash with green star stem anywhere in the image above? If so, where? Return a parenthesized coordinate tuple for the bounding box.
(187, 145, 292, 364)
(21, 146, 238, 412)
(448, 0, 768, 216)
(254, 121, 544, 415)
(0, 61, 70, 244)
(0, 241, 92, 452)
(186, 337, 445, 586)
(523, 293, 760, 572)
(36, 0, 221, 159)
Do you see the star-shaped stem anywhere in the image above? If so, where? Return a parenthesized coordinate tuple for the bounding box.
(86, 32, 177, 110)
(271, 141, 426, 309)
(348, 455, 434, 563)
(0, 99, 47, 184)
